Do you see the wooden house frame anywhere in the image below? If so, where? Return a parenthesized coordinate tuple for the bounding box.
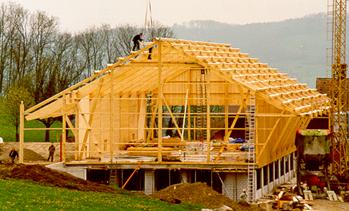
(19, 38, 330, 199)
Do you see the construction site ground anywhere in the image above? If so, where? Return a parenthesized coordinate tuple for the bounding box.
(2, 144, 349, 210)
(0, 163, 263, 210)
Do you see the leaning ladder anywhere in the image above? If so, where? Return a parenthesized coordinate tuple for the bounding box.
(196, 69, 207, 141)
(246, 92, 256, 202)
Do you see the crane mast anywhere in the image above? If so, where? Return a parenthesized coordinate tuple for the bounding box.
(330, 0, 348, 176)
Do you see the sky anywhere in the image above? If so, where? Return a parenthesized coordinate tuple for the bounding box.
(0, 0, 327, 32)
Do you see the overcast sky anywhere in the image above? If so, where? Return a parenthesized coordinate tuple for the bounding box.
(1, 0, 327, 32)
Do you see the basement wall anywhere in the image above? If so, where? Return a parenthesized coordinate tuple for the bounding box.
(255, 152, 296, 199)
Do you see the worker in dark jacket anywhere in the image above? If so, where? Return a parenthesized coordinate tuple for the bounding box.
(9, 148, 18, 164)
(48, 144, 55, 162)
(132, 33, 143, 51)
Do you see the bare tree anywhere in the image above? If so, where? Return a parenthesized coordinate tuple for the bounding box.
(7, 3, 31, 87)
(146, 21, 175, 40)
(114, 24, 138, 56)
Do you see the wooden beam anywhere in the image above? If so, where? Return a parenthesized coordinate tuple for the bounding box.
(138, 93, 146, 140)
(157, 40, 163, 162)
(271, 117, 294, 152)
(74, 103, 79, 160)
(62, 95, 67, 162)
(79, 79, 104, 159)
(162, 94, 183, 140)
(224, 106, 243, 141)
(109, 72, 114, 162)
(256, 112, 284, 162)
(206, 69, 212, 162)
(19, 101, 24, 163)
(66, 116, 77, 138)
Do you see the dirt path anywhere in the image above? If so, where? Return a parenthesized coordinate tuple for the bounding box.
(311, 199, 349, 211)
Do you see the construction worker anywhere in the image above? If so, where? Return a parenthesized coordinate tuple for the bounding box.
(48, 144, 55, 162)
(239, 189, 248, 202)
(9, 147, 18, 164)
(132, 33, 143, 51)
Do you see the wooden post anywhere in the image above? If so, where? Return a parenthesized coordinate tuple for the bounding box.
(75, 103, 79, 160)
(206, 69, 211, 162)
(157, 40, 163, 162)
(187, 69, 192, 142)
(109, 71, 114, 162)
(224, 83, 229, 138)
(62, 95, 67, 162)
(19, 101, 24, 163)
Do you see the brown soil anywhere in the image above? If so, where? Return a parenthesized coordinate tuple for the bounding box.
(23, 148, 45, 161)
(0, 145, 45, 163)
(150, 182, 263, 210)
(0, 164, 116, 193)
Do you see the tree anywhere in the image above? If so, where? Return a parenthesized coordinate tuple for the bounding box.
(146, 21, 175, 40)
(2, 83, 34, 141)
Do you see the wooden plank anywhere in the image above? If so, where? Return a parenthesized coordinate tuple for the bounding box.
(75, 103, 79, 160)
(62, 95, 67, 162)
(157, 41, 163, 162)
(206, 69, 212, 162)
(19, 102, 24, 163)
(224, 106, 243, 141)
(137, 93, 146, 140)
(66, 116, 77, 138)
(162, 94, 183, 140)
(109, 72, 114, 162)
(271, 117, 294, 152)
(79, 79, 104, 159)
(256, 111, 285, 163)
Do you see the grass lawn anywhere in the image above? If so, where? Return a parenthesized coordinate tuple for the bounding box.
(0, 102, 70, 142)
(0, 179, 200, 210)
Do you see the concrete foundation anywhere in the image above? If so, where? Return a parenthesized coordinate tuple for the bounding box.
(144, 170, 155, 195)
(46, 162, 87, 180)
(45, 152, 296, 201)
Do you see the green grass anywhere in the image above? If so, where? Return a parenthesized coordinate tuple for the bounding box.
(0, 102, 71, 142)
(0, 179, 201, 210)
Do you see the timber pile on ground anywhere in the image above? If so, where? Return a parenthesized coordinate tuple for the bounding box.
(0, 164, 116, 193)
(151, 182, 263, 210)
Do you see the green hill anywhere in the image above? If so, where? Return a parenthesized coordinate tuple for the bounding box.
(173, 14, 331, 88)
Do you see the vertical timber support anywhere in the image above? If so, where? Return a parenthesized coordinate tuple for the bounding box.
(109, 72, 114, 162)
(62, 94, 67, 162)
(19, 101, 24, 163)
(75, 97, 80, 160)
(157, 40, 163, 162)
(206, 69, 211, 162)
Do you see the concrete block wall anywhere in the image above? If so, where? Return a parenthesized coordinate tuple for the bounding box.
(222, 173, 247, 201)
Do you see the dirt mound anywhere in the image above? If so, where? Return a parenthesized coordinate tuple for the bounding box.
(0, 164, 115, 193)
(151, 182, 263, 210)
(23, 149, 45, 161)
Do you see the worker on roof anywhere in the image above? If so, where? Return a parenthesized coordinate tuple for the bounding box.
(132, 33, 143, 51)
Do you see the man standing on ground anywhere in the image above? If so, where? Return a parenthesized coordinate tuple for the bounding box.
(9, 147, 18, 164)
(132, 33, 143, 51)
(48, 144, 55, 162)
